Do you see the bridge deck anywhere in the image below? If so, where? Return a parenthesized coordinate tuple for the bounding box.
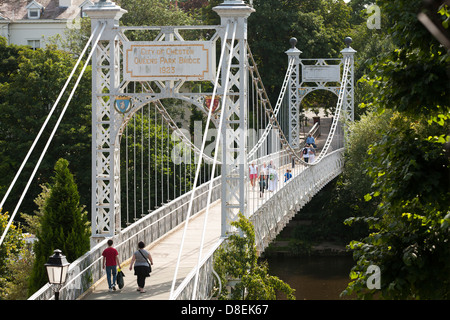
(82, 199, 222, 300)
(81, 121, 331, 300)
(82, 167, 305, 299)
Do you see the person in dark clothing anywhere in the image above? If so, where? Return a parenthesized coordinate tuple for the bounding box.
(129, 241, 154, 293)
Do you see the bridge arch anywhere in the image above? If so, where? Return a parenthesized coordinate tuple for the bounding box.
(298, 87, 340, 118)
(286, 38, 355, 150)
(120, 95, 218, 128)
(115, 96, 221, 228)
(87, 0, 254, 243)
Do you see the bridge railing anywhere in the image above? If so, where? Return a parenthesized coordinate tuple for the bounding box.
(29, 148, 343, 300)
(250, 148, 344, 253)
(28, 176, 221, 300)
(171, 149, 344, 299)
(172, 238, 225, 300)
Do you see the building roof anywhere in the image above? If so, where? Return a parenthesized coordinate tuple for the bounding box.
(0, 0, 89, 21)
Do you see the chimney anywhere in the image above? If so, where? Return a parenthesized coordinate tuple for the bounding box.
(59, 0, 72, 7)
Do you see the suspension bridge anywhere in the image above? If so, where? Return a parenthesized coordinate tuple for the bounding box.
(0, 0, 355, 300)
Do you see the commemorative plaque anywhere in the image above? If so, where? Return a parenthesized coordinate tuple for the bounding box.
(124, 41, 216, 81)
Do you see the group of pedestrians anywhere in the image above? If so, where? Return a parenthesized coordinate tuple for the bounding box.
(101, 239, 153, 294)
(249, 134, 318, 198)
(99, 135, 318, 297)
(249, 161, 281, 198)
(302, 134, 317, 163)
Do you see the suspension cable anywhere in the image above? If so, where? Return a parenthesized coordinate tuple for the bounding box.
(0, 22, 106, 247)
(247, 45, 352, 166)
(0, 22, 101, 212)
(191, 21, 237, 300)
(169, 21, 232, 300)
(247, 51, 295, 159)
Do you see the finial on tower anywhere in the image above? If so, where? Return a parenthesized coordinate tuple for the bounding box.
(285, 37, 302, 57)
(290, 37, 298, 49)
(341, 36, 356, 56)
(344, 37, 352, 48)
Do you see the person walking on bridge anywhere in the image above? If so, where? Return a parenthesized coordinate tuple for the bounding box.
(129, 241, 154, 293)
(306, 134, 317, 148)
(268, 165, 278, 192)
(102, 239, 121, 292)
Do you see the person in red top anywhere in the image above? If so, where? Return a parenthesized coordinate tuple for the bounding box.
(102, 239, 121, 291)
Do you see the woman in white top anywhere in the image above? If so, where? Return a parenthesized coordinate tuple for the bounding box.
(268, 166, 278, 192)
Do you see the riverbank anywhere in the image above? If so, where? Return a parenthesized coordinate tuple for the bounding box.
(262, 239, 350, 257)
(261, 214, 352, 258)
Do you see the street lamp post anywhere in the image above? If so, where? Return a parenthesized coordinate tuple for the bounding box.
(45, 249, 70, 300)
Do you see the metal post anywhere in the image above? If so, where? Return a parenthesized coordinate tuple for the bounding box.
(340, 37, 356, 143)
(286, 38, 302, 149)
(213, 1, 254, 237)
(85, 1, 127, 246)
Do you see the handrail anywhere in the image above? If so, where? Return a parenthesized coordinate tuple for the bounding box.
(28, 176, 221, 300)
(172, 149, 344, 299)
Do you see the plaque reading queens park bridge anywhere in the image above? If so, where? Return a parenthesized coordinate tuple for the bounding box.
(124, 41, 216, 81)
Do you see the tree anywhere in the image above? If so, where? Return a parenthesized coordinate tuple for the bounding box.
(0, 210, 25, 299)
(343, 0, 450, 300)
(0, 39, 92, 217)
(0, 37, 30, 84)
(28, 158, 90, 296)
(246, 0, 352, 114)
(118, 0, 197, 27)
(0, 245, 33, 300)
(213, 213, 295, 300)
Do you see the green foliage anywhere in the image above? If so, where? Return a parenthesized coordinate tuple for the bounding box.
(342, 0, 450, 300)
(0, 37, 31, 84)
(0, 39, 92, 216)
(0, 245, 34, 300)
(0, 210, 25, 299)
(247, 0, 352, 107)
(28, 159, 90, 296)
(20, 184, 50, 236)
(118, 0, 197, 26)
(344, 114, 450, 299)
(364, 0, 450, 117)
(213, 213, 295, 300)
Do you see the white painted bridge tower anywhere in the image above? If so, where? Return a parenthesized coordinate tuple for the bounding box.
(85, 0, 254, 244)
(85, 1, 127, 245)
(287, 37, 356, 149)
(213, 1, 254, 236)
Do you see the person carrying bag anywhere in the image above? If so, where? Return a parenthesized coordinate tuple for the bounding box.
(129, 241, 154, 293)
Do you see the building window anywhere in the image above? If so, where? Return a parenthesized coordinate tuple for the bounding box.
(26, 1, 44, 19)
(28, 9, 40, 19)
(27, 40, 41, 50)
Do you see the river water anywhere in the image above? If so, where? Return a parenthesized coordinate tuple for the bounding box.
(265, 255, 355, 300)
